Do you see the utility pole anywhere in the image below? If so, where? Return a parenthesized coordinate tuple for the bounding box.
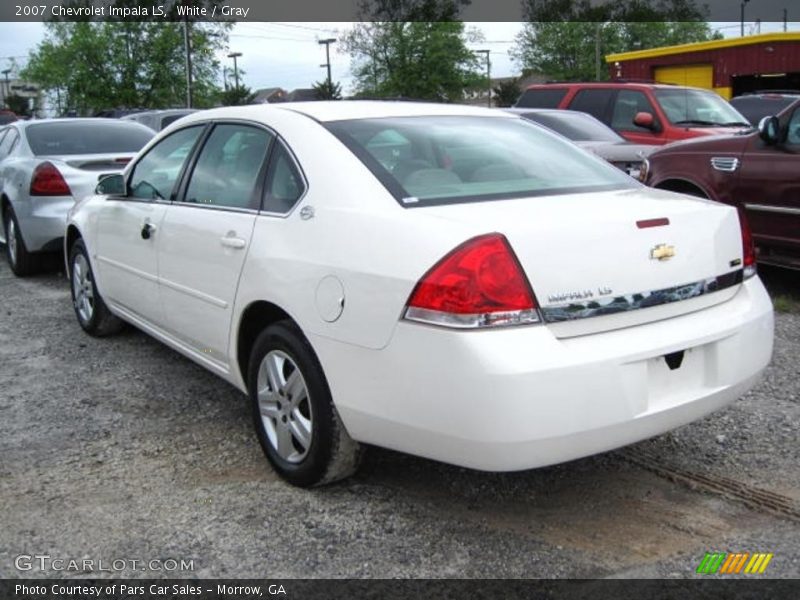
(476, 49, 491, 107)
(318, 38, 336, 85)
(1, 69, 9, 109)
(228, 52, 242, 89)
(183, 16, 193, 108)
(740, 0, 750, 37)
(784, 9, 788, 32)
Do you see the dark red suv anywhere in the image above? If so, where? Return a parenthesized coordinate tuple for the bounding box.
(516, 82, 752, 145)
(645, 98, 800, 269)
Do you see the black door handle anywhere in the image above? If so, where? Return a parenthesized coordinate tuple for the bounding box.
(141, 223, 155, 240)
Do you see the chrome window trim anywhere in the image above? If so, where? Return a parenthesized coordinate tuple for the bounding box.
(540, 270, 744, 323)
(744, 203, 800, 216)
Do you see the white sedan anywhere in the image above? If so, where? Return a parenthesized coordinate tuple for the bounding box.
(65, 102, 774, 487)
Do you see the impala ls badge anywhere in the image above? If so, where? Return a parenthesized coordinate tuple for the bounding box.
(650, 243, 676, 261)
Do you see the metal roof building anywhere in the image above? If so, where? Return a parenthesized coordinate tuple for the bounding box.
(606, 32, 800, 99)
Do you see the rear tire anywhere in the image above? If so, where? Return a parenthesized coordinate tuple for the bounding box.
(248, 321, 362, 487)
(69, 238, 124, 337)
(3, 205, 40, 276)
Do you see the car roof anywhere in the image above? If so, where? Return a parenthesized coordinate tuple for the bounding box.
(12, 117, 148, 129)
(525, 81, 693, 91)
(178, 101, 515, 125)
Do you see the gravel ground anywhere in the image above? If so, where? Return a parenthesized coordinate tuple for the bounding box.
(0, 259, 798, 579)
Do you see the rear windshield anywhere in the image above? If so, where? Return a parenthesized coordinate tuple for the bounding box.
(25, 120, 154, 156)
(325, 116, 635, 207)
(520, 111, 624, 142)
(515, 88, 568, 109)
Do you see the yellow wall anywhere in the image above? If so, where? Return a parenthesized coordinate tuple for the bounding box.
(654, 64, 713, 90)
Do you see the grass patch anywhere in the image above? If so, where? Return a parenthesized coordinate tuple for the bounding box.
(773, 294, 800, 313)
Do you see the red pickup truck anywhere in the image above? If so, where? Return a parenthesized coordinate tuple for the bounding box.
(516, 82, 752, 145)
(645, 98, 800, 269)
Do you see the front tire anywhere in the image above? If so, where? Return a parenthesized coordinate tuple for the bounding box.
(69, 238, 123, 337)
(248, 321, 362, 487)
(3, 205, 40, 276)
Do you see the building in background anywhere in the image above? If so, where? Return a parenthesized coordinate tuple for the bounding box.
(606, 32, 800, 99)
(2, 78, 41, 115)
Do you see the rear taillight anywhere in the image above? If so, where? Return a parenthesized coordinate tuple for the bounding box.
(738, 207, 756, 279)
(30, 162, 71, 196)
(404, 233, 540, 329)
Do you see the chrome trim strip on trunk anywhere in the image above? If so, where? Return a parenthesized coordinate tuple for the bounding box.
(540, 270, 744, 323)
(744, 203, 800, 216)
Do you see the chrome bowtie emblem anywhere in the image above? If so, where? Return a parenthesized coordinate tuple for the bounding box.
(650, 243, 676, 261)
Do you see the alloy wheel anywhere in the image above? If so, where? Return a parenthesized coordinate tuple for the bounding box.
(6, 217, 17, 266)
(72, 253, 95, 323)
(256, 350, 313, 463)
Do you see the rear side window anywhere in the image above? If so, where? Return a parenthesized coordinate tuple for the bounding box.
(185, 124, 273, 210)
(515, 88, 568, 108)
(568, 89, 616, 122)
(25, 121, 154, 156)
(262, 142, 306, 214)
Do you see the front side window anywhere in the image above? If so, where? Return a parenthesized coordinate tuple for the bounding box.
(611, 90, 659, 131)
(326, 116, 635, 207)
(655, 89, 750, 127)
(129, 126, 204, 200)
(262, 141, 306, 214)
(184, 124, 273, 210)
(787, 109, 800, 146)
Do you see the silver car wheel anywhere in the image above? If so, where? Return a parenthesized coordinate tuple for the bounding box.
(257, 350, 313, 464)
(71, 253, 95, 323)
(6, 216, 18, 266)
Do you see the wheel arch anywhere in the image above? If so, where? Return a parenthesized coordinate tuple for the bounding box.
(64, 224, 83, 273)
(236, 300, 300, 385)
(653, 177, 712, 200)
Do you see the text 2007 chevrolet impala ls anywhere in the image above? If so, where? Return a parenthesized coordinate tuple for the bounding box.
(65, 102, 774, 487)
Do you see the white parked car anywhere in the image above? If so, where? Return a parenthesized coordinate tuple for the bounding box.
(0, 118, 154, 275)
(65, 102, 774, 487)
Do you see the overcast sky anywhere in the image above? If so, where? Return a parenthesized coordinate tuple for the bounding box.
(0, 21, 796, 98)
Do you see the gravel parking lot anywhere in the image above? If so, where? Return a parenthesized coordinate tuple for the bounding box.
(1, 260, 798, 579)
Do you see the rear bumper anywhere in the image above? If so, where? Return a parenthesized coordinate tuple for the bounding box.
(15, 195, 74, 252)
(313, 277, 774, 471)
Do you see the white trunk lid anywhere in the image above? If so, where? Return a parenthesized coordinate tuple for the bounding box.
(418, 187, 744, 336)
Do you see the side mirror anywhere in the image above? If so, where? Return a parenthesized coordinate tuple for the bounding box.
(633, 111, 656, 130)
(758, 115, 780, 145)
(96, 173, 125, 196)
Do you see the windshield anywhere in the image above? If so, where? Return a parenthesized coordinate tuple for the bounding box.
(325, 116, 635, 207)
(655, 89, 750, 127)
(26, 121, 154, 156)
(520, 111, 624, 142)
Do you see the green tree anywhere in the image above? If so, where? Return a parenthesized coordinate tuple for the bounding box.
(492, 78, 521, 108)
(344, 21, 483, 102)
(218, 85, 256, 106)
(313, 79, 343, 100)
(23, 19, 229, 115)
(513, 1, 719, 82)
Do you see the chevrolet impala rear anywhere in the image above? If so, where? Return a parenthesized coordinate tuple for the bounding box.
(311, 111, 774, 472)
